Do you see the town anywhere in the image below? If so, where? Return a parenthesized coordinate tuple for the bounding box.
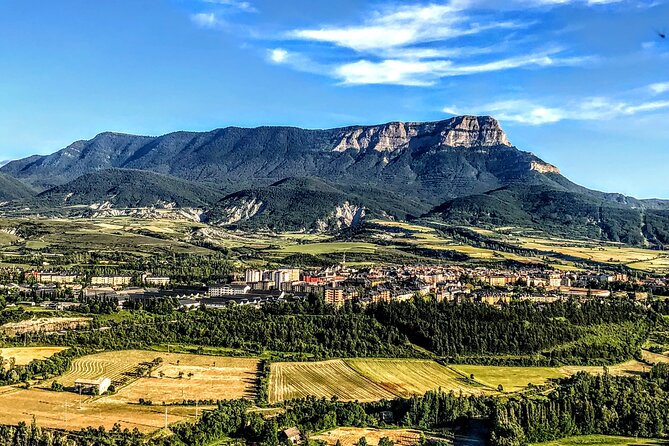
(0, 262, 659, 312)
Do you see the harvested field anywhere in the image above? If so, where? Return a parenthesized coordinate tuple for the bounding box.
(0, 387, 192, 432)
(348, 359, 489, 396)
(269, 360, 395, 404)
(453, 365, 568, 392)
(0, 317, 91, 336)
(104, 356, 259, 404)
(312, 427, 422, 446)
(0, 347, 67, 367)
(53, 350, 259, 400)
(269, 359, 489, 404)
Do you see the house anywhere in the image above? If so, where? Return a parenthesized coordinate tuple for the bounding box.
(142, 274, 170, 286)
(91, 276, 132, 287)
(75, 377, 111, 395)
(280, 427, 302, 445)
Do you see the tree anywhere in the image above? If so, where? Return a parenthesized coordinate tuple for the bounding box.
(356, 437, 368, 446)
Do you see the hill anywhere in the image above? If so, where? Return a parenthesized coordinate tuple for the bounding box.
(427, 185, 669, 246)
(0, 173, 33, 201)
(37, 169, 225, 209)
(208, 177, 429, 232)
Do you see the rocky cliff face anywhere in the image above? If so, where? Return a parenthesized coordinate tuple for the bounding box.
(332, 116, 510, 153)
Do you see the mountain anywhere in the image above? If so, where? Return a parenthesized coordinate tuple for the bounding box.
(0, 172, 34, 201)
(37, 169, 225, 209)
(4, 115, 669, 243)
(207, 177, 430, 232)
(426, 185, 669, 246)
(1, 116, 567, 207)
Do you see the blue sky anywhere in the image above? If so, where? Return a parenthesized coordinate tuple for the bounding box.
(1, 0, 669, 197)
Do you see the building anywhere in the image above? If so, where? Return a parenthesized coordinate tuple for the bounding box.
(280, 428, 302, 445)
(91, 276, 132, 287)
(209, 283, 251, 297)
(324, 287, 345, 306)
(75, 377, 111, 395)
(142, 274, 170, 286)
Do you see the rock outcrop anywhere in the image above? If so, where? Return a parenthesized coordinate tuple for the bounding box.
(333, 116, 510, 153)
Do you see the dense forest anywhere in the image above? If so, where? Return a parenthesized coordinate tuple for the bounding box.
(0, 297, 653, 366)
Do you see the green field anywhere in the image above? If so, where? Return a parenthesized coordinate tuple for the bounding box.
(531, 435, 668, 446)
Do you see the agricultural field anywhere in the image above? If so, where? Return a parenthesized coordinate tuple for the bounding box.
(270, 357, 665, 403)
(312, 427, 423, 446)
(0, 387, 192, 432)
(0, 349, 260, 432)
(0, 346, 67, 367)
(269, 360, 395, 404)
(53, 350, 259, 403)
(530, 435, 669, 446)
(348, 358, 489, 396)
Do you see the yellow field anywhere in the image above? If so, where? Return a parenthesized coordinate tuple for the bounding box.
(312, 427, 422, 446)
(0, 347, 67, 367)
(453, 365, 568, 392)
(0, 387, 191, 432)
(0, 349, 261, 432)
(269, 359, 492, 404)
(54, 350, 259, 402)
(348, 358, 488, 396)
(269, 360, 395, 404)
(104, 356, 258, 404)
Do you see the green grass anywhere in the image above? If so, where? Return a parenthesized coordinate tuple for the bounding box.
(530, 435, 668, 446)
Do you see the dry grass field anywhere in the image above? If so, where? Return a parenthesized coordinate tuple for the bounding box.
(348, 359, 489, 396)
(105, 355, 259, 404)
(269, 360, 396, 404)
(269, 359, 491, 403)
(312, 427, 422, 446)
(0, 387, 193, 432)
(0, 347, 67, 367)
(0, 349, 261, 432)
(53, 350, 259, 402)
(0, 317, 91, 336)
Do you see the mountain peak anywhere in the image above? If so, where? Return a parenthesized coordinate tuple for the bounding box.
(332, 115, 510, 153)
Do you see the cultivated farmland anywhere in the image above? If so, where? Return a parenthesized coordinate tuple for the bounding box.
(0, 346, 67, 367)
(53, 350, 259, 402)
(269, 359, 489, 403)
(312, 427, 423, 446)
(269, 360, 396, 403)
(348, 358, 488, 396)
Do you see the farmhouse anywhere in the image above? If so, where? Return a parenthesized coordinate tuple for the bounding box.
(280, 427, 302, 445)
(75, 377, 111, 395)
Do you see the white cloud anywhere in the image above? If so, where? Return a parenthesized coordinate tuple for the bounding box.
(201, 0, 257, 12)
(269, 48, 288, 63)
(649, 81, 669, 94)
(190, 12, 220, 28)
(335, 53, 587, 86)
(289, 3, 519, 53)
(444, 95, 669, 125)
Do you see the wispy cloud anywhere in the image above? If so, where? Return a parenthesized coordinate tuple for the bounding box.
(201, 0, 257, 13)
(190, 12, 220, 28)
(333, 53, 589, 86)
(444, 90, 669, 125)
(266, 1, 598, 86)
